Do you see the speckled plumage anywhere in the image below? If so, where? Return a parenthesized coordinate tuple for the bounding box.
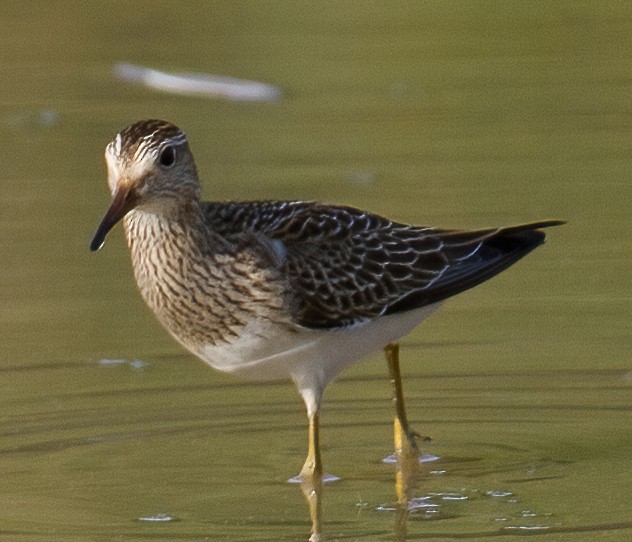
(202, 200, 558, 328)
(91, 120, 562, 493)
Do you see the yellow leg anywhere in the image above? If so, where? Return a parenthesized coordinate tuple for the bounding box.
(385, 342, 421, 457)
(300, 411, 323, 480)
(385, 342, 421, 506)
(299, 411, 323, 542)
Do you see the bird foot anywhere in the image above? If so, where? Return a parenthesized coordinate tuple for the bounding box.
(409, 429, 431, 444)
(399, 427, 430, 456)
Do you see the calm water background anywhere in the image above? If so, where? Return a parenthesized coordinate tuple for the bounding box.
(1, 1, 631, 540)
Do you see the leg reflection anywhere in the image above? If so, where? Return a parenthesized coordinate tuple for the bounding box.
(392, 442, 420, 541)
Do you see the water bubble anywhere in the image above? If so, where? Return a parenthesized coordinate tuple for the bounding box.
(502, 525, 550, 532)
(486, 489, 514, 498)
(287, 472, 340, 484)
(429, 492, 468, 501)
(98, 358, 126, 366)
(137, 514, 178, 522)
(98, 358, 147, 370)
(382, 452, 440, 464)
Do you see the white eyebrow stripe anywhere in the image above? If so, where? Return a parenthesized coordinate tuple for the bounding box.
(133, 131, 188, 162)
(113, 133, 123, 156)
(164, 132, 188, 147)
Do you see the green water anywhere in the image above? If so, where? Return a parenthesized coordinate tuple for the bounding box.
(1, 1, 631, 540)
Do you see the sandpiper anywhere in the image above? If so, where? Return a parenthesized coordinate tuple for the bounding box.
(90, 119, 562, 488)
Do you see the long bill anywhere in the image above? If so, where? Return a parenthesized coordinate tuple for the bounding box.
(90, 187, 136, 252)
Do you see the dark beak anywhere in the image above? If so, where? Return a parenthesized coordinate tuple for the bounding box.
(90, 187, 137, 251)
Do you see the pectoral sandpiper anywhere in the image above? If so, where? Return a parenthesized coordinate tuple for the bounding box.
(90, 119, 562, 489)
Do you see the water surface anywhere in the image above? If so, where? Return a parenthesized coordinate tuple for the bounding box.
(1, 1, 631, 540)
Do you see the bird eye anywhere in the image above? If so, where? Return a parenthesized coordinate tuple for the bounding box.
(158, 145, 176, 168)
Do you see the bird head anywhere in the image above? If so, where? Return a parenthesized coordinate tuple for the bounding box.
(90, 119, 200, 251)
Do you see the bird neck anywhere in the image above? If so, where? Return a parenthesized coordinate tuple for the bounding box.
(125, 198, 196, 253)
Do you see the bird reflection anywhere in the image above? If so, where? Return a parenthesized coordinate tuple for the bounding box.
(298, 342, 424, 541)
(298, 449, 422, 542)
(392, 443, 422, 541)
(299, 472, 324, 542)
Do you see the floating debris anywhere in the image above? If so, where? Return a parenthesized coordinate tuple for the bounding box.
(114, 63, 282, 102)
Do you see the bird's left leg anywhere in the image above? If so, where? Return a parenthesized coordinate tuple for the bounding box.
(297, 388, 324, 542)
(385, 342, 425, 457)
(385, 342, 424, 507)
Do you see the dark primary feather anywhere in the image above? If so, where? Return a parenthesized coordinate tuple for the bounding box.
(204, 201, 563, 328)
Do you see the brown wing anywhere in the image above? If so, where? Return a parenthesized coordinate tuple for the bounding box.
(204, 201, 563, 328)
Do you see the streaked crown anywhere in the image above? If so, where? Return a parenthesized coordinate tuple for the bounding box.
(104, 119, 200, 205)
(108, 119, 187, 163)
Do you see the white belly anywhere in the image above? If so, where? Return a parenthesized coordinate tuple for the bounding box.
(192, 303, 442, 392)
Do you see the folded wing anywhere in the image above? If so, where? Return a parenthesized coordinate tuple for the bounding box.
(204, 201, 563, 328)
